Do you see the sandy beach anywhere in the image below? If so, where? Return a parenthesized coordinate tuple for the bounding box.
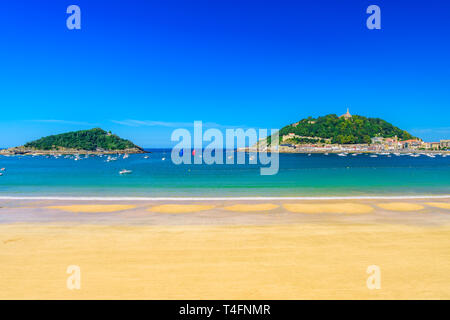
(1, 197, 450, 299)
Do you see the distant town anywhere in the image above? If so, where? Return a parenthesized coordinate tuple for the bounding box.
(276, 134, 450, 154)
(248, 109, 450, 154)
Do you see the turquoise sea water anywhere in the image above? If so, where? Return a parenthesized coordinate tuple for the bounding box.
(0, 149, 449, 197)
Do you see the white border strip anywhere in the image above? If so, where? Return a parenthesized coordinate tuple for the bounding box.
(0, 195, 450, 201)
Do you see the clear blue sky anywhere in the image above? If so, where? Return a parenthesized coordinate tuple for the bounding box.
(0, 0, 449, 147)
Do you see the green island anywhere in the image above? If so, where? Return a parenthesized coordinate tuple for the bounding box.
(278, 113, 415, 145)
(1, 128, 145, 154)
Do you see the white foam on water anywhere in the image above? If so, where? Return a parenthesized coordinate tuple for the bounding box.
(1, 195, 450, 201)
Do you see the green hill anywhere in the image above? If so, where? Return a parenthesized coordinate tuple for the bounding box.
(277, 114, 415, 144)
(23, 128, 143, 152)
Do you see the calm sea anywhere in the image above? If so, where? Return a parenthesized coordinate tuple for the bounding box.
(0, 149, 449, 198)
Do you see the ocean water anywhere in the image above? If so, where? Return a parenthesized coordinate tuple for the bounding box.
(0, 149, 449, 198)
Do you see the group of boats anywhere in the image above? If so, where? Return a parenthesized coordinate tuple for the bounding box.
(0, 153, 169, 176)
(334, 152, 447, 158)
(1, 150, 448, 177)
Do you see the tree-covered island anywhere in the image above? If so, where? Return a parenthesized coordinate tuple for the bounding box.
(1, 128, 146, 154)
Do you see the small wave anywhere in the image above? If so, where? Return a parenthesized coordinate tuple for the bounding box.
(1, 195, 450, 201)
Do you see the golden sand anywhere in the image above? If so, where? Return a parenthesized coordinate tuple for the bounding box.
(283, 203, 373, 214)
(425, 202, 450, 210)
(376, 202, 424, 212)
(46, 205, 136, 213)
(148, 204, 215, 213)
(223, 203, 279, 212)
(1, 223, 450, 299)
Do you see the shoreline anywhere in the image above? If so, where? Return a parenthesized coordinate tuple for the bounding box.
(1, 148, 449, 155)
(1, 195, 450, 201)
(238, 148, 450, 154)
(0, 148, 148, 156)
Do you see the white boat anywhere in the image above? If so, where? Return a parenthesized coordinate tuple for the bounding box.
(0, 168, 5, 171)
(426, 154, 436, 158)
(119, 169, 132, 175)
(337, 153, 347, 157)
(143, 155, 149, 159)
(123, 154, 129, 159)
(370, 155, 378, 158)
(162, 157, 166, 161)
(351, 153, 358, 156)
(410, 154, 420, 157)
(0, 173, 3, 176)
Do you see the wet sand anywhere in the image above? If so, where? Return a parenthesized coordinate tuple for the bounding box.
(1, 198, 450, 299)
(46, 204, 137, 213)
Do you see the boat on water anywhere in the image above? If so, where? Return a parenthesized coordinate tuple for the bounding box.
(0, 168, 5, 171)
(370, 155, 378, 158)
(119, 169, 132, 175)
(162, 157, 166, 161)
(0, 173, 3, 176)
(337, 153, 347, 157)
(106, 156, 118, 162)
(143, 155, 149, 159)
(123, 154, 129, 159)
(410, 154, 420, 157)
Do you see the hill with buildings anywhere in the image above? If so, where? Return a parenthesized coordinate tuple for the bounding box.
(1, 128, 145, 154)
(277, 110, 415, 145)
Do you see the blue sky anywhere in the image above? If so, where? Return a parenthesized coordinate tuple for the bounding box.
(0, 0, 449, 147)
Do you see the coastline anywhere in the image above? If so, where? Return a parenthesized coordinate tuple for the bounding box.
(1, 195, 450, 201)
(237, 148, 450, 154)
(0, 148, 147, 155)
